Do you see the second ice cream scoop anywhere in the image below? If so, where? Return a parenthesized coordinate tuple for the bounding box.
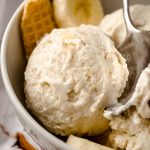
(105, 0, 150, 118)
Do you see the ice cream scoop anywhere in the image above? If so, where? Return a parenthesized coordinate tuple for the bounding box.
(24, 25, 128, 136)
(105, 0, 150, 118)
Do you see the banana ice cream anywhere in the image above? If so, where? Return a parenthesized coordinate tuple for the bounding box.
(24, 25, 128, 136)
(98, 4, 150, 150)
(106, 108, 150, 150)
(99, 4, 150, 119)
(99, 4, 150, 48)
(24, 2, 150, 149)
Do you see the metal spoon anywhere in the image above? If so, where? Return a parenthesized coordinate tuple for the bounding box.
(106, 0, 150, 117)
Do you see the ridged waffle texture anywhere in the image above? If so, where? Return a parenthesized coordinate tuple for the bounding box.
(21, 0, 55, 56)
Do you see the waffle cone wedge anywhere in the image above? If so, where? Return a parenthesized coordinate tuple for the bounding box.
(21, 0, 55, 57)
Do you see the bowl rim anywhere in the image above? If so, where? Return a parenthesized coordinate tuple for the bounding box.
(1, 2, 73, 150)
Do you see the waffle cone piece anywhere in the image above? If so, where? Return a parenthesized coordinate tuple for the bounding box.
(21, 0, 55, 57)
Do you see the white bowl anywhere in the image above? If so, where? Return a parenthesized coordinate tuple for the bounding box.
(1, 0, 149, 149)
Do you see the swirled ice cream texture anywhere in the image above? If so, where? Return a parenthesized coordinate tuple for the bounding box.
(99, 4, 150, 119)
(98, 4, 150, 150)
(106, 108, 150, 150)
(24, 25, 128, 136)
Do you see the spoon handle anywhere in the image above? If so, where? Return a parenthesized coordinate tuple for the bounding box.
(123, 0, 139, 32)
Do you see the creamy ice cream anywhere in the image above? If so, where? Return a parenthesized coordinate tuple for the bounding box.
(97, 4, 150, 150)
(106, 108, 150, 150)
(99, 4, 150, 119)
(99, 4, 150, 48)
(24, 25, 128, 136)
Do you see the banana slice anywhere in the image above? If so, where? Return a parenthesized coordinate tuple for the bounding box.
(67, 135, 114, 150)
(53, 0, 104, 28)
